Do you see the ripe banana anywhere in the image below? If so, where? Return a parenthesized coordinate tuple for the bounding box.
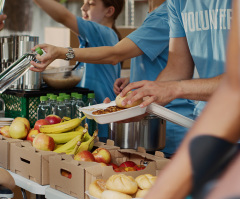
(75, 130, 98, 154)
(54, 132, 85, 153)
(40, 118, 84, 134)
(74, 125, 84, 132)
(61, 116, 72, 123)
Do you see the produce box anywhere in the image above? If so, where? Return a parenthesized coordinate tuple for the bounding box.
(49, 142, 170, 199)
(0, 135, 22, 169)
(9, 141, 58, 185)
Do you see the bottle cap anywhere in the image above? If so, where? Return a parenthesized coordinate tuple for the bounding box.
(50, 95, 57, 100)
(71, 92, 78, 97)
(40, 96, 48, 101)
(64, 95, 71, 100)
(35, 47, 43, 56)
(75, 94, 83, 99)
(47, 93, 54, 98)
(88, 93, 95, 99)
(57, 96, 64, 102)
(59, 93, 66, 96)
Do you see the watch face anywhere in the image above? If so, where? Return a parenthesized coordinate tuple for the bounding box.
(67, 53, 74, 59)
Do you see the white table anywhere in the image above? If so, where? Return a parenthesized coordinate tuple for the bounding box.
(45, 187, 77, 199)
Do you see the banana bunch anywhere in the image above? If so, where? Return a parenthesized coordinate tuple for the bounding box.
(39, 116, 86, 134)
(46, 119, 98, 155)
(74, 130, 98, 155)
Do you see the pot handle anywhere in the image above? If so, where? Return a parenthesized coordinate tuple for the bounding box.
(146, 103, 195, 129)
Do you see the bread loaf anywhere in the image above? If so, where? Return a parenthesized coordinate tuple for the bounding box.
(89, 179, 107, 198)
(106, 174, 138, 195)
(135, 174, 156, 190)
(101, 190, 132, 199)
(136, 189, 150, 198)
(115, 91, 143, 108)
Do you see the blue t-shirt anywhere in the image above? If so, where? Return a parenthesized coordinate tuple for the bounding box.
(168, 0, 232, 116)
(76, 17, 121, 104)
(127, 2, 195, 155)
(76, 17, 121, 138)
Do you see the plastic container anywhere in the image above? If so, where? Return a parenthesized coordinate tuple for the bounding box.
(63, 95, 72, 118)
(86, 93, 98, 135)
(54, 96, 66, 119)
(74, 94, 85, 122)
(37, 96, 51, 120)
(49, 95, 57, 114)
(80, 101, 147, 124)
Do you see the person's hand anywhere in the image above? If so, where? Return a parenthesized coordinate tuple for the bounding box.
(120, 80, 179, 108)
(29, 44, 62, 72)
(113, 77, 130, 95)
(0, 14, 7, 31)
(103, 97, 111, 103)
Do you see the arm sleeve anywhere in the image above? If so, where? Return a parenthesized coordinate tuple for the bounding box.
(168, 0, 186, 38)
(127, 14, 169, 61)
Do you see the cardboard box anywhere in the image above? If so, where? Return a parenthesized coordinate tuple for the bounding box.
(0, 135, 22, 169)
(49, 144, 170, 199)
(10, 141, 58, 185)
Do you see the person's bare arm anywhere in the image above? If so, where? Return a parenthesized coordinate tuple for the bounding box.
(30, 38, 143, 72)
(144, 2, 240, 198)
(120, 37, 224, 107)
(33, 0, 78, 34)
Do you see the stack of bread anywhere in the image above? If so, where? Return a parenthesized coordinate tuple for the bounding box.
(88, 174, 157, 199)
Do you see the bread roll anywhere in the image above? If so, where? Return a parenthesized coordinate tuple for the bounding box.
(136, 189, 149, 198)
(106, 174, 138, 195)
(89, 179, 107, 198)
(115, 91, 143, 108)
(101, 190, 132, 199)
(135, 174, 156, 190)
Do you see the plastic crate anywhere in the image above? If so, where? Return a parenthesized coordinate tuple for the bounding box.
(1, 87, 93, 128)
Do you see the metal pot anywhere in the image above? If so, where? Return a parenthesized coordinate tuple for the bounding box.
(108, 115, 166, 152)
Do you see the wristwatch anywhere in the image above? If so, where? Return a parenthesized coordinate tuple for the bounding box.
(65, 47, 75, 60)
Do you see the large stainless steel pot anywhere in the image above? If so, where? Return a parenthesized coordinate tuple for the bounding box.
(108, 115, 166, 151)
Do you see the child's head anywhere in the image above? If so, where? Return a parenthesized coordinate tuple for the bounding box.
(81, 0, 124, 39)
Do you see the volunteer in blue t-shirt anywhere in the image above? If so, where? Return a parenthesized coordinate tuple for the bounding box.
(31, 0, 124, 138)
(143, 1, 238, 199)
(120, 0, 232, 120)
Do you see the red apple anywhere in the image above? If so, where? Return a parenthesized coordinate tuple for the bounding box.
(134, 165, 146, 171)
(107, 162, 119, 170)
(45, 115, 61, 125)
(0, 126, 11, 138)
(12, 117, 30, 131)
(74, 150, 95, 162)
(61, 170, 72, 179)
(119, 161, 137, 168)
(27, 129, 40, 142)
(9, 121, 28, 139)
(114, 167, 126, 172)
(34, 119, 50, 131)
(33, 133, 55, 151)
(92, 148, 111, 164)
(124, 167, 137, 172)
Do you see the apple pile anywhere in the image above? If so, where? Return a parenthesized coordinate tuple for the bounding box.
(0, 115, 62, 152)
(73, 148, 146, 172)
(112, 161, 146, 172)
(74, 148, 111, 165)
